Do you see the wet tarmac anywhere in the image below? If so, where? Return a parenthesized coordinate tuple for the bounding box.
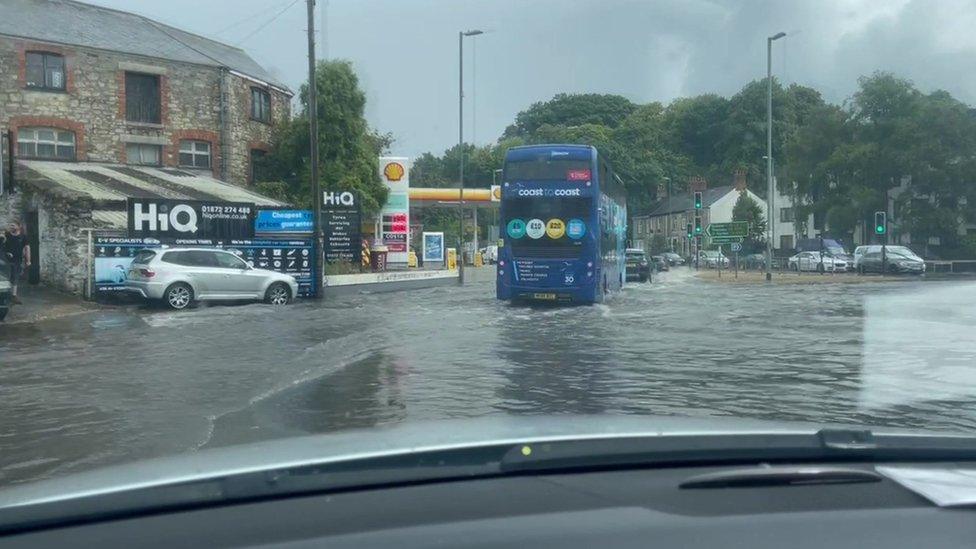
(2, 268, 976, 486)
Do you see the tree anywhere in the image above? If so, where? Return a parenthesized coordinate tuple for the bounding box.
(731, 191, 767, 252)
(649, 233, 667, 254)
(503, 93, 637, 138)
(261, 60, 389, 215)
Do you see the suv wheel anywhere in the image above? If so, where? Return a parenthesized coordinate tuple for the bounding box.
(265, 282, 291, 305)
(164, 283, 193, 310)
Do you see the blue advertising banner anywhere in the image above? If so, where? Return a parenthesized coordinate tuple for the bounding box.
(422, 232, 444, 264)
(255, 209, 314, 234)
(93, 236, 318, 298)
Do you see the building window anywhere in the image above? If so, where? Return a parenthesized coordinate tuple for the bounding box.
(125, 72, 161, 124)
(250, 149, 268, 182)
(780, 234, 794, 250)
(780, 207, 794, 223)
(25, 52, 65, 91)
(179, 140, 211, 169)
(16, 127, 75, 159)
(251, 88, 271, 123)
(126, 143, 161, 166)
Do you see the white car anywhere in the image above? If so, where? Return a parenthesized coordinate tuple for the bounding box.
(698, 250, 730, 269)
(788, 251, 847, 272)
(853, 245, 922, 269)
(479, 245, 498, 264)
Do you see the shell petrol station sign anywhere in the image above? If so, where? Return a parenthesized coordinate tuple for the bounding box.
(378, 157, 411, 263)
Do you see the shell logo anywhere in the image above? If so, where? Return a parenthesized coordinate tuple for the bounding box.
(491, 186, 502, 201)
(383, 162, 405, 182)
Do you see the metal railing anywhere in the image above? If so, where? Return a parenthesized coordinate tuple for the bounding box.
(925, 260, 976, 274)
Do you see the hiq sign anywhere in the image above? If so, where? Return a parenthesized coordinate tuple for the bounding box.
(323, 191, 357, 208)
(127, 198, 255, 239)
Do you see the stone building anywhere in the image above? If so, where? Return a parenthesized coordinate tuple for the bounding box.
(0, 0, 293, 294)
(0, 0, 292, 185)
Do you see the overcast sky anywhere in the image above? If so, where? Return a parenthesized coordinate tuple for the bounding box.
(85, 0, 976, 157)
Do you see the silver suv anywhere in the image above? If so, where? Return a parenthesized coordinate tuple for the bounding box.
(125, 248, 299, 310)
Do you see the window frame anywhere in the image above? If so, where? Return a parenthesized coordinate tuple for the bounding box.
(250, 148, 268, 183)
(250, 87, 271, 123)
(178, 140, 212, 169)
(780, 207, 795, 223)
(125, 72, 162, 124)
(16, 127, 76, 160)
(25, 51, 66, 91)
(125, 143, 162, 166)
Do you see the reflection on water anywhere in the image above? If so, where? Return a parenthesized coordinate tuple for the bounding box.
(2, 270, 976, 485)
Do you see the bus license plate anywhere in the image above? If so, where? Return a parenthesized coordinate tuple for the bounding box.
(533, 293, 557, 300)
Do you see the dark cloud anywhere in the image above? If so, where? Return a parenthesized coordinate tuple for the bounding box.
(84, 0, 976, 156)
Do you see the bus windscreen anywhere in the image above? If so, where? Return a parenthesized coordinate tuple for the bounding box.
(505, 158, 591, 181)
(505, 197, 591, 258)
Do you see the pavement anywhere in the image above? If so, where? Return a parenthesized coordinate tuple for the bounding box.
(695, 269, 920, 284)
(1, 284, 101, 325)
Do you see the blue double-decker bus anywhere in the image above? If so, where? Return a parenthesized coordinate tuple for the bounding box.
(496, 145, 627, 304)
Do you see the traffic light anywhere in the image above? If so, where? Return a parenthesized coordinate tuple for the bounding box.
(694, 215, 702, 235)
(686, 222, 693, 238)
(874, 211, 887, 235)
(694, 191, 703, 210)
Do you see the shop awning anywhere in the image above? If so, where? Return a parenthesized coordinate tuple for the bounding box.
(18, 160, 286, 207)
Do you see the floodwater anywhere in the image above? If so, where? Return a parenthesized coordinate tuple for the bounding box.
(2, 268, 976, 486)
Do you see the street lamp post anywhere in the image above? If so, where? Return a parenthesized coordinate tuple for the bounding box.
(458, 29, 483, 284)
(664, 177, 672, 252)
(766, 31, 786, 282)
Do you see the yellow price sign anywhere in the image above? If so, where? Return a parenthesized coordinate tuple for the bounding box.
(546, 218, 566, 239)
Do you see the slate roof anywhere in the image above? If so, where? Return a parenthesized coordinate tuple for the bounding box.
(0, 0, 290, 91)
(639, 186, 736, 217)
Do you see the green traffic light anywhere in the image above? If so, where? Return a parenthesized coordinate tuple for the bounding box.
(876, 225, 885, 234)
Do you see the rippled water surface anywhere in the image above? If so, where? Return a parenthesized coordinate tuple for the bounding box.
(2, 269, 976, 485)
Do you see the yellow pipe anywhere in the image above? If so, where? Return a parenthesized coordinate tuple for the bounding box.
(409, 188, 493, 202)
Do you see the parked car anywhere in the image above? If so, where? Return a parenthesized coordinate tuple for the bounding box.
(698, 250, 729, 269)
(662, 252, 685, 266)
(479, 245, 498, 264)
(853, 245, 922, 270)
(796, 238, 853, 266)
(788, 251, 848, 272)
(650, 255, 669, 272)
(858, 249, 926, 275)
(125, 248, 300, 310)
(741, 253, 766, 270)
(0, 258, 11, 322)
(625, 248, 651, 282)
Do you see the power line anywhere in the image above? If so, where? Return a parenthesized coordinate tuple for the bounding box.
(214, 0, 295, 37)
(234, 0, 302, 46)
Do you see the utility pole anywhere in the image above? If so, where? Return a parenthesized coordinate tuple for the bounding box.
(307, 0, 323, 298)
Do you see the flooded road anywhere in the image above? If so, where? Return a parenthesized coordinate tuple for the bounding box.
(3, 268, 976, 486)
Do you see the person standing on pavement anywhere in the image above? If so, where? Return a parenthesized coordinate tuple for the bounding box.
(1, 221, 31, 304)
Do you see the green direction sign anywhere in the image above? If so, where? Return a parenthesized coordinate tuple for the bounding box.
(710, 235, 744, 244)
(705, 222, 748, 238)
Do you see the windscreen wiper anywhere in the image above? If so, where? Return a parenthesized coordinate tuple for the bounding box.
(678, 466, 883, 488)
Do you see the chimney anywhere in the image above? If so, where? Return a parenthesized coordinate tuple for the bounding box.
(734, 169, 747, 191)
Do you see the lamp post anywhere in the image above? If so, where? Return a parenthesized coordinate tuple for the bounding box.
(458, 29, 483, 284)
(664, 176, 672, 252)
(766, 31, 786, 282)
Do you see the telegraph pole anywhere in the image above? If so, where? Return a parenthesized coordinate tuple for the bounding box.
(307, 0, 323, 297)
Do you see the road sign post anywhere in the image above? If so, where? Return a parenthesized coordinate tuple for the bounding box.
(731, 241, 741, 279)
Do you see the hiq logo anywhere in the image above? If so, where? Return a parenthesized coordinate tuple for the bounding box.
(516, 188, 582, 197)
(323, 191, 355, 206)
(132, 202, 198, 233)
